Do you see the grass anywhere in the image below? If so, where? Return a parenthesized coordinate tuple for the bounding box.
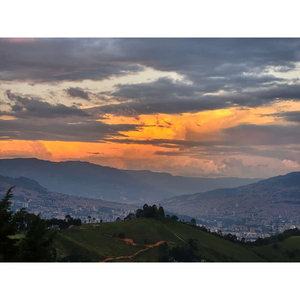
(53, 218, 267, 262)
(8, 218, 300, 262)
(252, 236, 300, 262)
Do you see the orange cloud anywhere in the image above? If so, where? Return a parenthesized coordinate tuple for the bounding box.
(0, 100, 299, 176)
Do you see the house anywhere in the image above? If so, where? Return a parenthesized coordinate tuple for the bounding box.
(47, 225, 60, 230)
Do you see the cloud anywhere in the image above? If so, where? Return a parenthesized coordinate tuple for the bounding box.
(66, 87, 90, 100)
(0, 39, 299, 86)
(223, 123, 300, 146)
(87, 152, 104, 155)
(2, 39, 300, 117)
(5, 90, 89, 119)
(92, 76, 300, 116)
(218, 158, 256, 177)
(0, 118, 142, 142)
(0, 39, 144, 82)
(0, 141, 52, 159)
(93, 77, 231, 116)
(273, 111, 300, 123)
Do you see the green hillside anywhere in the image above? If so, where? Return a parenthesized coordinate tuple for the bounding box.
(251, 236, 300, 262)
(52, 218, 266, 262)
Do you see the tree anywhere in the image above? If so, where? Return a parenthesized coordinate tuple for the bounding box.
(0, 187, 26, 261)
(136, 209, 144, 218)
(158, 242, 169, 262)
(88, 216, 91, 223)
(0, 187, 54, 262)
(188, 238, 198, 250)
(65, 214, 71, 222)
(124, 213, 136, 221)
(171, 215, 178, 222)
(116, 217, 121, 222)
(156, 206, 165, 218)
(190, 218, 196, 226)
(118, 232, 125, 238)
(18, 214, 56, 262)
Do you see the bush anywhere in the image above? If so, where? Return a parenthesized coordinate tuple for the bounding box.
(118, 232, 125, 239)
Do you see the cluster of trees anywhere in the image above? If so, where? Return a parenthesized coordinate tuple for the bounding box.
(123, 204, 179, 222)
(158, 242, 201, 262)
(253, 228, 300, 246)
(136, 204, 165, 219)
(0, 187, 55, 262)
(46, 214, 82, 230)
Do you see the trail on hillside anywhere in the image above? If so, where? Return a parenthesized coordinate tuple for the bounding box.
(115, 237, 137, 246)
(159, 222, 189, 245)
(101, 240, 168, 262)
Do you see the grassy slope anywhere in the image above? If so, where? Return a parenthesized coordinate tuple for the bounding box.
(53, 218, 265, 262)
(251, 236, 300, 262)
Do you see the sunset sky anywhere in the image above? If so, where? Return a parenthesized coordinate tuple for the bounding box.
(1, 38, 300, 178)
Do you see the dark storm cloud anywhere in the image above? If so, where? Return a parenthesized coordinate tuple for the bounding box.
(0, 39, 144, 82)
(66, 87, 90, 100)
(1, 38, 300, 117)
(0, 118, 141, 142)
(93, 77, 231, 115)
(223, 124, 300, 146)
(113, 39, 300, 78)
(154, 141, 300, 163)
(5, 90, 89, 119)
(1, 38, 300, 85)
(94, 78, 300, 116)
(273, 111, 300, 123)
(103, 138, 228, 148)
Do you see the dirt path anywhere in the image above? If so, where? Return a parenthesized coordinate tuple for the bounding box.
(114, 237, 137, 246)
(101, 240, 168, 262)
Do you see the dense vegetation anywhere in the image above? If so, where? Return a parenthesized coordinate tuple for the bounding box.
(0, 187, 55, 262)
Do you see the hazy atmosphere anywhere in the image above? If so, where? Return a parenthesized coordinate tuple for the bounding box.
(1, 39, 300, 178)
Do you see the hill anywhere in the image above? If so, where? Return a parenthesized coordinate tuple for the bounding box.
(0, 158, 261, 205)
(51, 218, 300, 262)
(0, 175, 136, 222)
(125, 169, 260, 197)
(52, 218, 265, 262)
(161, 171, 300, 225)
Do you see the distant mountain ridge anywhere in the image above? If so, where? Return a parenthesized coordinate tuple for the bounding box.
(125, 169, 261, 196)
(0, 175, 46, 193)
(161, 171, 300, 222)
(0, 174, 137, 221)
(0, 158, 261, 204)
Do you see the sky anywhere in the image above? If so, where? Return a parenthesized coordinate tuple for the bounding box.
(1, 38, 300, 178)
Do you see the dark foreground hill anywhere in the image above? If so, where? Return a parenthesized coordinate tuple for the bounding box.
(51, 218, 300, 262)
(0, 158, 261, 204)
(161, 171, 300, 223)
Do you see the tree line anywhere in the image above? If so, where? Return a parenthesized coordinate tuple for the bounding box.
(122, 203, 182, 222)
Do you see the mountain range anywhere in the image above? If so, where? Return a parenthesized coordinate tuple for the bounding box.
(0, 174, 136, 221)
(0, 158, 261, 204)
(161, 172, 300, 223)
